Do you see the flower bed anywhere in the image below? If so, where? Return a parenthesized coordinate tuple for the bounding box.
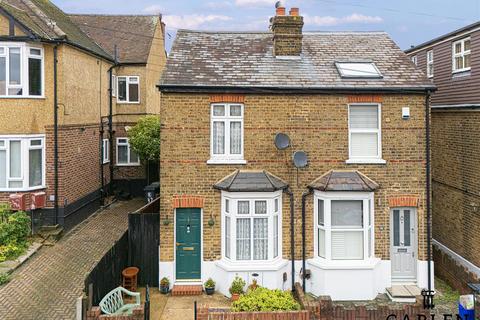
(0, 204, 31, 263)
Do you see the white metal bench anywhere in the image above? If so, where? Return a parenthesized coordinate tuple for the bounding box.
(99, 286, 141, 315)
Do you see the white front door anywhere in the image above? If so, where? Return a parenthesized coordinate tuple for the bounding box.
(391, 208, 417, 282)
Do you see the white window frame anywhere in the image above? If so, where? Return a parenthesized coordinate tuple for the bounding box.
(314, 191, 374, 263)
(111, 74, 116, 97)
(0, 42, 44, 98)
(116, 138, 140, 166)
(411, 55, 417, 66)
(116, 76, 140, 104)
(102, 139, 110, 164)
(427, 50, 434, 78)
(346, 103, 385, 164)
(0, 135, 46, 192)
(221, 191, 282, 265)
(208, 103, 245, 164)
(452, 37, 471, 73)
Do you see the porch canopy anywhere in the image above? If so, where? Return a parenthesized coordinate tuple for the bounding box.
(214, 170, 288, 192)
(308, 170, 379, 192)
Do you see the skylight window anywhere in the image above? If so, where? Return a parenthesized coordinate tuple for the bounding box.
(335, 62, 383, 79)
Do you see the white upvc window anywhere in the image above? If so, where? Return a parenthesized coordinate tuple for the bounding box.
(452, 37, 471, 73)
(111, 74, 116, 97)
(314, 191, 374, 261)
(411, 55, 417, 66)
(347, 104, 384, 164)
(0, 135, 45, 191)
(0, 43, 43, 98)
(117, 76, 139, 103)
(209, 103, 245, 164)
(102, 139, 110, 164)
(116, 138, 140, 166)
(222, 192, 282, 263)
(427, 50, 434, 78)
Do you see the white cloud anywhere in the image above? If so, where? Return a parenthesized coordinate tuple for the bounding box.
(234, 0, 277, 8)
(305, 13, 383, 26)
(205, 1, 233, 9)
(163, 14, 233, 30)
(143, 5, 164, 14)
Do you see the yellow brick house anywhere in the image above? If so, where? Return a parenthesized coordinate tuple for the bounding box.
(0, 0, 166, 230)
(158, 5, 436, 301)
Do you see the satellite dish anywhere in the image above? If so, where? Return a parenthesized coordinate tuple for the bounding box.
(275, 1, 285, 9)
(293, 151, 308, 168)
(274, 133, 291, 150)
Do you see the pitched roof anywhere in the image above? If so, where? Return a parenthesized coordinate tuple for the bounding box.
(0, 0, 110, 59)
(69, 14, 159, 63)
(308, 170, 379, 192)
(214, 170, 288, 192)
(160, 30, 435, 91)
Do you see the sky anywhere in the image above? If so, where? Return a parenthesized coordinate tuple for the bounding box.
(54, 0, 480, 51)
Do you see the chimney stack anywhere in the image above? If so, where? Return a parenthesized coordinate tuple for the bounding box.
(271, 4, 304, 57)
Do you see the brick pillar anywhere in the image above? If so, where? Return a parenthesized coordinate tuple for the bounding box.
(87, 307, 101, 320)
(197, 304, 209, 320)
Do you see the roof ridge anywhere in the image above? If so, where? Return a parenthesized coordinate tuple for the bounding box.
(22, 0, 66, 38)
(68, 13, 158, 17)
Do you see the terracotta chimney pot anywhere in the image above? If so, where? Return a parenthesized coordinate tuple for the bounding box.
(290, 8, 299, 16)
(276, 7, 286, 16)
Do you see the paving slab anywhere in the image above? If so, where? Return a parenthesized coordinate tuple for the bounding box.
(159, 293, 230, 320)
(0, 199, 144, 320)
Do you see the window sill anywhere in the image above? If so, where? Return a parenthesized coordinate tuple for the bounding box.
(0, 185, 46, 192)
(0, 95, 45, 99)
(207, 159, 247, 165)
(307, 257, 381, 270)
(115, 163, 141, 167)
(116, 101, 141, 105)
(346, 159, 386, 165)
(215, 258, 288, 272)
(102, 161, 110, 164)
(452, 68, 471, 75)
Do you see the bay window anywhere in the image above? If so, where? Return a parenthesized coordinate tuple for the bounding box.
(117, 76, 139, 103)
(209, 103, 244, 164)
(347, 104, 383, 163)
(0, 43, 43, 97)
(315, 192, 374, 261)
(0, 135, 45, 191)
(222, 192, 281, 262)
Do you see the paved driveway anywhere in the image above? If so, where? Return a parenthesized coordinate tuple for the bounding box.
(0, 199, 144, 320)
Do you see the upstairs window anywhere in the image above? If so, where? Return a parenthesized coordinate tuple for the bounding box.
(209, 104, 244, 163)
(335, 62, 382, 78)
(348, 104, 382, 162)
(0, 136, 45, 191)
(452, 38, 471, 73)
(0, 44, 43, 97)
(427, 50, 434, 78)
(116, 138, 140, 166)
(117, 76, 139, 103)
(411, 55, 417, 66)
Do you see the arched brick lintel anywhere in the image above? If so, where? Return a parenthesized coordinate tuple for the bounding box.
(388, 196, 419, 208)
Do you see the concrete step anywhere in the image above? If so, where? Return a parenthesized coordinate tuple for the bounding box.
(38, 225, 63, 242)
(386, 285, 421, 303)
(171, 285, 203, 296)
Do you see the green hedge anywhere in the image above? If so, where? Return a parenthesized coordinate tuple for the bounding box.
(0, 205, 30, 263)
(232, 287, 301, 312)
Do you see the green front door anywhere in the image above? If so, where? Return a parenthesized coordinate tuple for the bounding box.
(175, 208, 201, 280)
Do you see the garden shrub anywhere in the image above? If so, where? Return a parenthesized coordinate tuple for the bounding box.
(0, 206, 30, 262)
(0, 273, 10, 285)
(232, 287, 301, 312)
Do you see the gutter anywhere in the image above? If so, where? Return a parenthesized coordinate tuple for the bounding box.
(157, 85, 437, 94)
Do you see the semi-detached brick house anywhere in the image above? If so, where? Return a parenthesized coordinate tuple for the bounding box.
(158, 6, 436, 300)
(406, 21, 480, 292)
(0, 0, 166, 231)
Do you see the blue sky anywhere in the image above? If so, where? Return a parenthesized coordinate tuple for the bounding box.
(55, 0, 480, 51)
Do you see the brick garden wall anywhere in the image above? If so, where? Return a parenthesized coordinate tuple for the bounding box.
(431, 110, 480, 283)
(159, 93, 428, 262)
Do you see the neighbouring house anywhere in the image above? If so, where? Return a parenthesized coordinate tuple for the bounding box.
(0, 0, 165, 231)
(406, 21, 480, 292)
(158, 5, 436, 301)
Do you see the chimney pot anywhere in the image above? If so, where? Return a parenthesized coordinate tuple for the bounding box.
(276, 7, 286, 16)
(289, 8, 299, 16)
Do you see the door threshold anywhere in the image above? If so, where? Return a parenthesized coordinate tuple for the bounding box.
(175, 280, 203, 285)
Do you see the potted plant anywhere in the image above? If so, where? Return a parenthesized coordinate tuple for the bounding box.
(204, 278, 216, 295)
(160, 277, 170, 294)
(229, 276, 246, 301)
